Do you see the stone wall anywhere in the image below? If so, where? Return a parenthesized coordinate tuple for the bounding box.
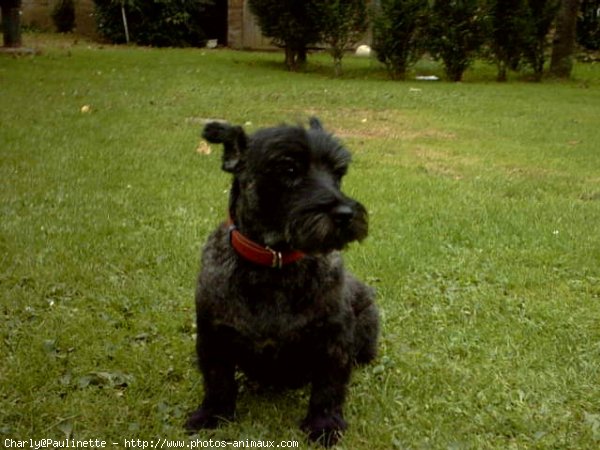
(228, 0, 273, 50)
(227, 0, 243, 49)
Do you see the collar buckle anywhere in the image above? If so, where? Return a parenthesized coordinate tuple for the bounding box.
(266, 247, 283, 269)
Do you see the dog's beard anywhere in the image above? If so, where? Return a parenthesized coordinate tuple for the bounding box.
(285, 203, 368, 254)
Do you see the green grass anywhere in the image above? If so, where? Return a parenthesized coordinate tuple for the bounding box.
(1, 34, 600, 449)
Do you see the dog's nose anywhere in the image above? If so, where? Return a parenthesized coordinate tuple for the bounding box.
(332, 204, 355, 226)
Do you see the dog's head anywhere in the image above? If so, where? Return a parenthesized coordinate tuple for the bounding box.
(202, 118, 368, 254)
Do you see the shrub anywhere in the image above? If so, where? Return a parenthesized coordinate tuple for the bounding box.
(248, 0, 322, 71)
(316, 0, 368, 77)
(371, 0, 427, 80)
(93, 0, 213, 47)
(522, 0, 561, 81)
(52, 0, 76, 33)
(484, 0, 560, 81)
(484, 0, 532, 81)
(426, 0, 485, 82)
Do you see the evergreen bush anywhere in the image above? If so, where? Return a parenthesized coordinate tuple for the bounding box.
(316, 0, 368, 77)
(522, 0, 561, 81)
(248, 0, 322, 71)
(371, 0, 427, 80)
(484, 0, 532, 81)
(426, 0, 485, 81)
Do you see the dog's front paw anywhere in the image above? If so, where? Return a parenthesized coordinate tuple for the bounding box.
(185, 407, 231, 432)
(300, 413, 347, 447)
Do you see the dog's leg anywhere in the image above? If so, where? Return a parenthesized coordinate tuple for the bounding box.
(353, 301, 379, 364)
(186, 347, 237, 431)
(301, 353, 351, 447)
(346, 274, 380, 364)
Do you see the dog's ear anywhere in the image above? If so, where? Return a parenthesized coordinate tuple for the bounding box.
(309, 117, 324, 131)
(202, 122, 248, 173)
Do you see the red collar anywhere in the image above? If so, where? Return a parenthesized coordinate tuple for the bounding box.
(227, 220, 305, 269)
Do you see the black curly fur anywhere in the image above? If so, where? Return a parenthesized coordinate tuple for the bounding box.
(186, 118, 380, 447)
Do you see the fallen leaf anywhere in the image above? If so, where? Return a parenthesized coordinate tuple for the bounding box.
(196, 141, 212, 155)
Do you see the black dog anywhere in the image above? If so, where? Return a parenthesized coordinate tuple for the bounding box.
(186, 118, 379, 446)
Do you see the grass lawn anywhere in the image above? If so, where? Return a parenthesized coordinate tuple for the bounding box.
(1, 34, 600, 449)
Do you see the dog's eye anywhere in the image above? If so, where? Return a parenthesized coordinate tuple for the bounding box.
(278, 158, 300, 177)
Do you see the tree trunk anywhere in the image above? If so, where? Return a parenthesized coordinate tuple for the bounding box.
(331, 46, 344, 77)
(333, 57, 342, 77)
(298, 46, 307, 65)
(284, 46, 297, 71)
(497, 63, 508, 82)
(120, 3, 130, 44)
(532, 51, 545, 82)
(284, 44, 308, 72)
(550, 0, 581, 78)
